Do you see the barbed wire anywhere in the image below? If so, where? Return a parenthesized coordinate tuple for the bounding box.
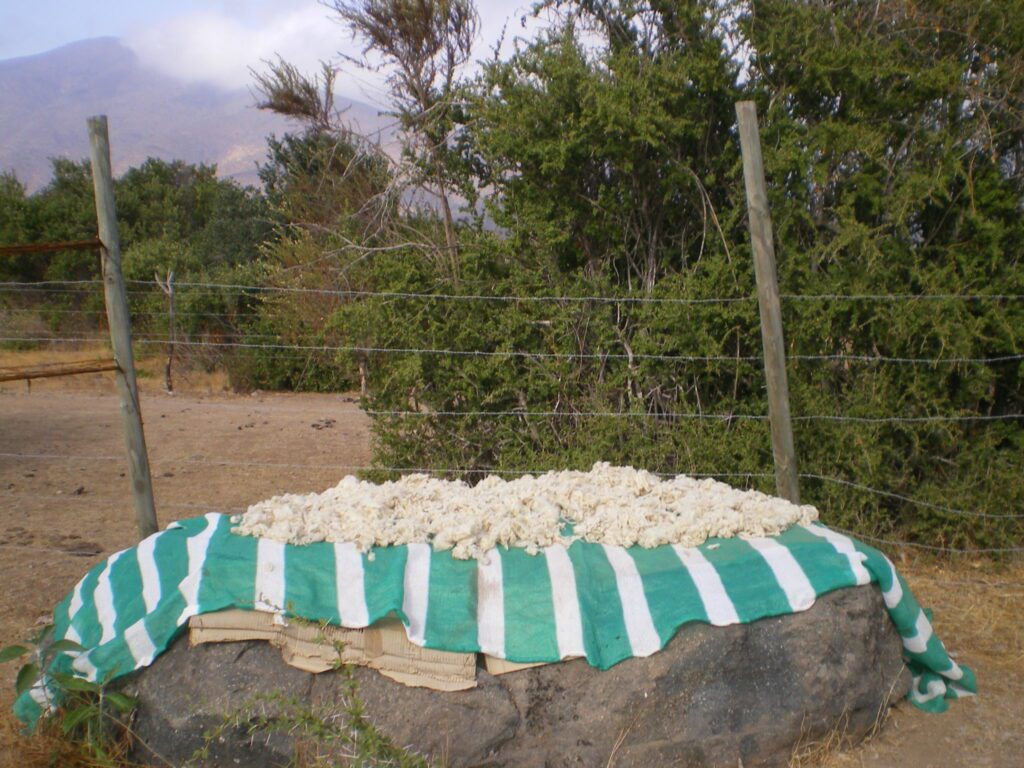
(0, 335, 764, 363)
(4, 334, 1024, 368)
(5, 279, 1024, 304)
(5, 451, 1023, 523)
(366, 408, 1024, 424)
(3, 279, 1022, 556)
(0, 345, 379, 372)
(791, 353, 1024, 365)
(801, 474, 1024, 519)
(1, 306, 263, 319)
(126, 279, 756, 305)
(791, 413, 1024, 424)
(781, 293, 1024, 302)
(0, 280, 103, 289)
(130, 333, 1024, 366)
(363, 408, 766, 420)
(0, 452, 772, 480)
(0, 392, 1015, 426)
(827, 527, 1024, 554)
(0, 286, 238, 298)
(124, 280, 1024, 305)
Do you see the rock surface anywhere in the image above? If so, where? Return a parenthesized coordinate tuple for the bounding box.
(124, 585, 909, 767)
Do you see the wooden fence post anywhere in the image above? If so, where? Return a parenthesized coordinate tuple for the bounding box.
(87, 115, 159, 539)
(155, 269, 175, 393)
(735, 101, 800, 504)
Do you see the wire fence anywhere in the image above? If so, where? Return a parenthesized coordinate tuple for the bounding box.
(6, 277, 1024, 303)
(2, 275, 1022, 559)
(4, 332, 1024, 367)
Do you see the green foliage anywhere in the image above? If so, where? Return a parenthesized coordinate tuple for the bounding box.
(468, 2, 740, 288)
(733, 0, 1024, 547)
(2, 629, 135, 765)
(0, 173, 32, 281)
(334, 0, 1024, 550)
(0, 155, 277, 348)
(259, 130, 394, 231)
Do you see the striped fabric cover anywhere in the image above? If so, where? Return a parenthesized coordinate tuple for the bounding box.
(14, 513, 975, 726)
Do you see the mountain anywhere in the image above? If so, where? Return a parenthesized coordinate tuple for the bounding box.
(0, 38, 388, 191)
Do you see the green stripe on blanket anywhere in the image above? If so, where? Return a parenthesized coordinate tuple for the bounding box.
(13, 514, 976, 726)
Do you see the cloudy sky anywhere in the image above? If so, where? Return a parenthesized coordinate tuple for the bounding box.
(0, 0, 546, 106)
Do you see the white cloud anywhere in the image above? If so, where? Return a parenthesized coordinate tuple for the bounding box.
(125, 0, 552, 106)
(126, 3, 389, 106)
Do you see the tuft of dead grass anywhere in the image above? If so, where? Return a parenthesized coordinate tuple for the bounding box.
(790, 554, 1024, 768)
(789, 714, 853, 768)
(0, 703, 136, 768)
(894, 554, 1024, 675)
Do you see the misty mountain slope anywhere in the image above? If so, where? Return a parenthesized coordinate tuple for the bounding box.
(0, 38, 388, 190)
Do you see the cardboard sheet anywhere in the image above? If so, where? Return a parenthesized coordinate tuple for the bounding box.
(189, 610, 477, 691)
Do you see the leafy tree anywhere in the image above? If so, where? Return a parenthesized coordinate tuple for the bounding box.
(258, 130, 394, 234)
(2, 154, 275, 345)
(0, 172, 33, 281)
(24, 159, 100, 284)
(115, 158, 219, 244)
(190, 180, 279, 268)
(344, 0, 1024, 550)
(467, 2, 741, 290)
(330, 0, 479, 274)
(0, 172, 28, 243)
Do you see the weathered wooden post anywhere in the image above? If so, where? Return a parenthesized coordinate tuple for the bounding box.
(155, 269, 175, 393)
(735, 101, 800, 504)
(87, 115, 159, 538)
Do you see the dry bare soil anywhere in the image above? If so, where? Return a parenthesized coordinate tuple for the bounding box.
(0, 349, 1021, 767)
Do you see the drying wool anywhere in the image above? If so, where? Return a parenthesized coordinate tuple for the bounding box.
(232, 462, 818, 559)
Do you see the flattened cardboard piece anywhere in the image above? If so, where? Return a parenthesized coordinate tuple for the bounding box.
(363, 617, 476, 690)
(189, 609, 476, 691)
(483, 656, 550, 676)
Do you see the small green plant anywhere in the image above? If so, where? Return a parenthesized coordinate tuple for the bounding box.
(2, 628, 138, 766)
(2, 623, 77, 706)
(189, 670, 430, 767)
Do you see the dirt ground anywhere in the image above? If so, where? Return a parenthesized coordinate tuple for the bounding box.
(0, 349, 1021, 767)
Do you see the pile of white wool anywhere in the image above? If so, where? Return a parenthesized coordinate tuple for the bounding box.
(232, 463, 818, 560)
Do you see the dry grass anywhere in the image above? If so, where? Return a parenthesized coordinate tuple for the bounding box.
(791, 554, 1024, 768)
(789, 713, 854, 768)
(893, 554, 1024, 675)
(0, 703, 137, 768)
(788, 672, 904, 767)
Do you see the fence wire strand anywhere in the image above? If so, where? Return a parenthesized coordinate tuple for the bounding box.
(0, 452, 772, 480)
(800, 474, 1024, 519)
(3, 334, 1024, 368)
(5, 278, 1024, 304)
(4, 451, 1022, 523)
(829, 528, 1024, 554)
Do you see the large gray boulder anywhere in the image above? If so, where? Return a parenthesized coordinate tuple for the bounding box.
(124, 585, 909, 767)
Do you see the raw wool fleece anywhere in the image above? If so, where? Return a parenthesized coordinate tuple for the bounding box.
(233, 462, 819, 559)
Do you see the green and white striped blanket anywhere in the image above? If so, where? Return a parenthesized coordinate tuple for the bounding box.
(15, 513, 975, 725)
